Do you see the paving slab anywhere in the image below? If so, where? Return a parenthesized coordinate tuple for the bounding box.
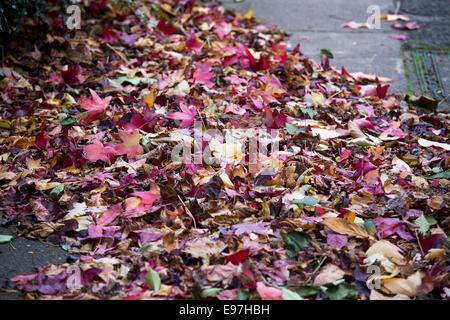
(220, 0, 406, 93)
(221, 0, 395, 32)
(288, 31, 407, 94)
(0, 226, 68, 299)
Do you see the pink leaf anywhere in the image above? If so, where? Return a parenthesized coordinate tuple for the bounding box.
(113, 129, 144, 160)
(373, 217, 414, 240)
(166, 103, 197, 128)
(193, 62, 214, 84)
(256, 282, 283, 300)
(327, 233, 348, 249)
(125, 184, 161, 217)
(79, 89, 111, 122)
(389, 34, 409, 41)
(84, 140, 115, 163)
(97, 203, 122, 227)
(186, 31, 202, 55)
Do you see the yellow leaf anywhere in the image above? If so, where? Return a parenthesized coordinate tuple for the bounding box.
(424, 248, 445, 261)
(142, 88, 157, 106)
(311, 92, 325, 108)
(0, 119, 11, 130)
(240, 8, 253, 20)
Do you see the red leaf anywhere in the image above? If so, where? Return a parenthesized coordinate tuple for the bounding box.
(61, 65, 86, 86)
(157, 19, 177, 37)
(101, 25, 119, 43)
(186, 31, 202, 55)
(254, 56, 270, 71)
(376, 77, 389, 98)
(223, 249, 249, 265)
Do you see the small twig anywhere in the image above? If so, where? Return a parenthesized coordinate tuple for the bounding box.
(106, 43, 132, 66)
(177, 194, 197, 229)
(307, 256, 327, 283)
(197, 108, 207, 130)
(415, 229, 425, 256)
(328, 89, 343, 99)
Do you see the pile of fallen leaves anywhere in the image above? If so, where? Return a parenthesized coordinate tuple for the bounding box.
(0, 0, 449, 300)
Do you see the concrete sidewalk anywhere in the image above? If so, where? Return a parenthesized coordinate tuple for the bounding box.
(221, 0, 449, 110)
(221, 0, 407, 94)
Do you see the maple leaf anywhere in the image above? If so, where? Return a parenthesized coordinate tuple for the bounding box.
(156, 19, 177, 37)
(185, 31, 202, 55)
(120, 32, 140, 46)
(125, 184, 161, 217)
(166, 103, 197, 128)
(61, 65, 86, 86)
(263, 105, 288, 129)
(256, 282, 283, 300)
(84, 140, 115, 163)
(223, 249, 249, 265)
(192, 62, 214, 85)
(78, 89, 112, 122)
(376, 77, 390, 98)
(113, 129, 144, 160)
(101, 25, 119, 43)
(97, 203, 122, 227)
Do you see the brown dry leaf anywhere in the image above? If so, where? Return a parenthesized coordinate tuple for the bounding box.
(382, 271, 423, 297)
(366, 240, 407, 265)
(369, 289, 410, 300)
(321, 217, 374, 240)
(162, 230, 178, 253)
(313, 263, 346, 286)
(33, 180, 62, 191)
(184, 237, 227, 263)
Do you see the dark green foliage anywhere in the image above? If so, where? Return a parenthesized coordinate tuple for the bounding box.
(0, 0, 49, 43)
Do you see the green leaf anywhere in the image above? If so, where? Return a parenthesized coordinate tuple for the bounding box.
(0, 235, 13, 243)
(286, 123, 299, 134)
(320, 282, 358, 300)
(363, 219, 376, 236)
(299, 106, 314, 119)
(50, 184, 64, 201)
(427, 169, 450, 179)
(282, 230, 311, 258)
(320, 49, 334, 59)
(201, 287, 222, 298)
(114, 76, 157, 85)
(281, 288, 302, 300)
(351, 138, 374, 147)
(414, 215, 437, 235)
(293, 196, 319, 207)
(145, 268, 161, 291)
(237, 290, 249, 300)
(296, 285, 319, 298)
